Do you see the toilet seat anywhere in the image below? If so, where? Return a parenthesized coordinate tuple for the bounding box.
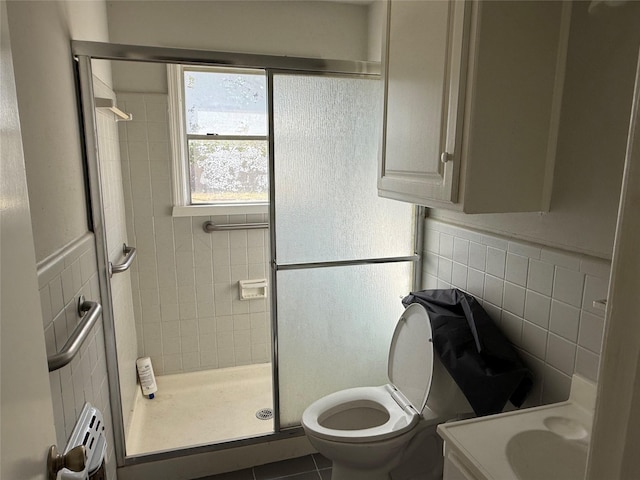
(301, 385, 419, 443)
(302, 304, 435, 444)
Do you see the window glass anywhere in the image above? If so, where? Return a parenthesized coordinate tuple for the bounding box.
(183, 70, 267, 136)
(182, 68, 268, 205)
(188, 139, 268, 204)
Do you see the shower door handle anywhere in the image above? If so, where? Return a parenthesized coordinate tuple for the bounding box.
(109, 243, 137, 277)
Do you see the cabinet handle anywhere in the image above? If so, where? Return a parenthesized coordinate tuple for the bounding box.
(441, 152, 452, 164)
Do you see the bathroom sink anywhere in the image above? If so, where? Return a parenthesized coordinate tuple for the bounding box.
(437, 375, 596, 480)
(506, 429, 587, 480)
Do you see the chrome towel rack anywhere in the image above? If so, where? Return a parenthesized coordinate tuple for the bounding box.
(202, 221, 269, 232)
(109, 243, 136, 277)
(47, 296, 102, 372)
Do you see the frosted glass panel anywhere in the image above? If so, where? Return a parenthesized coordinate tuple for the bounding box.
(273, 75, 414, 264)
(277, 263, 412, 427)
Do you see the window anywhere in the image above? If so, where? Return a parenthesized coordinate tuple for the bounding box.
(169, 65, 269, 216)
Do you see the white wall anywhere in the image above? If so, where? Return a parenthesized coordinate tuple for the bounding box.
(94, 75, 139, 438)
(423, 219, 609, 406)
(6, 2, 117, 478)
(115, 91, 271, 375)
(106, 0, 374, 92)
(431, 1, 640, 260)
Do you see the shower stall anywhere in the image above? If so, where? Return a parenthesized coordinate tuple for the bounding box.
(75, 41, 419, 467)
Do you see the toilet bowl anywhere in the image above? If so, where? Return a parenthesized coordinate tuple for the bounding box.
(301, 303, 470, 480)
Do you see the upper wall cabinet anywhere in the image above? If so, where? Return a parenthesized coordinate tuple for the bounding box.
(378, 0, 571, 213)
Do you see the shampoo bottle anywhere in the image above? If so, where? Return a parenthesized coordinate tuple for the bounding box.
(136, 357, 158, 399)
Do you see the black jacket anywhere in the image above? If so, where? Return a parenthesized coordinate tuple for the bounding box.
(403, 289, 533, 416)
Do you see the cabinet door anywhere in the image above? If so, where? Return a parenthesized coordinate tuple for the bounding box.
(379, 0, 468, 205)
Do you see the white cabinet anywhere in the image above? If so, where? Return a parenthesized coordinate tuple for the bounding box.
(378, 0, 571, 213)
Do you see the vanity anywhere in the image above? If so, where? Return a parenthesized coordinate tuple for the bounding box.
(437, 375, 596, 480)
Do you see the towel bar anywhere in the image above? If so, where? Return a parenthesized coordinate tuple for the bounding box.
(109, 243, 136, 277)
(47, 296, 102, 372)
(203, 221, 269, 232)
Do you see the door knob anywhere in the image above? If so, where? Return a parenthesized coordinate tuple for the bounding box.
(47, 444, 85, 480)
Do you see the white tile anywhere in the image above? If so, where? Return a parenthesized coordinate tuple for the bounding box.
(468, 242, 486, 271)
(423, 274, 439, 290)
(216, 315, 234, 333)
(234, 330, 251, 349)
(438, 257, 453, 283)
(180, 335, 199, 353)
(197, 301, 215, 317)
(49, 277, 65, 317)
(546, 333, 576, 376)
(424, 253, 438, 276)
(507, 241, 541, 260)
(61, 266, 75, 305)
(199, 333, 217, 351)
(524, 290, 551, 329)
(483, 302, 501, 325)
(182, 352, 200, 371)
(484, 275, 504, 307)
(582, 275, 610, 317)
(180, 318, 198, 337)
(453, 238, 469, 265)
(163, 354, 183, 373)
(247, 246, 265, 264)
(541, 249, 581, 270)
(40, 286, 53, 327)
(439, 233, 454, 259)
(527, 259, 554, 296)
(505, 253, 528, 287)
(503, 282, 526, 317)
(542, 365, 571, 404)
(486, 247, 506, 279)
(162, 336, 181, 355)
(178, 302, 197, 320)
(451, 263, 468, 290)
(553, 267, 585, 308)
(481, 234, 508, 251)
(501, 311, 523, 347)
(579, 257, 611, 278)
(575, 347, 600, 383)
(549, 300, 580, 342)
(522, 321, 547, 360)
(467, 268, 484, 298)
(424, 229, 440, 254)
(161, 321, 180, 338)
(437, 279, 451, 289)
(233, 314, 251, 331)
(578, 311, 605, 354)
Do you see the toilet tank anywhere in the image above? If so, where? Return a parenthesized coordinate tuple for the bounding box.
(426, 353, 473, 419)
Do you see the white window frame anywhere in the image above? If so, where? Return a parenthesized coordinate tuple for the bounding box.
(168, 64, 269, 217)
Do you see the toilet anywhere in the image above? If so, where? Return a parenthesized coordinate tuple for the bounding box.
(301, 303, 472, 480)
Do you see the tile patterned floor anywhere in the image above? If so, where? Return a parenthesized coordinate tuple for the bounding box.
(194, 454, 332, 480)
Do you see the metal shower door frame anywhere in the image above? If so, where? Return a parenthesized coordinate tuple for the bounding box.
(73, 40, 422, 468)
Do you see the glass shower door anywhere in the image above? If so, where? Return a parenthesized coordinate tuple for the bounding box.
(272, 74, 416, 427)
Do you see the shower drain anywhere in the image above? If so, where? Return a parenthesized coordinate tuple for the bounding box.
(256, 408, 274, 420)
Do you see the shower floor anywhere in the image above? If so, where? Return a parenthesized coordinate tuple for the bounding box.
(126, 363, 273, 455)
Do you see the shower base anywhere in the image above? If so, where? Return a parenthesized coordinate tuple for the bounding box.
(126, 362, 273, 455)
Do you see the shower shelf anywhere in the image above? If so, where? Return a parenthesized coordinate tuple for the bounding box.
(95, 97, 132, 121)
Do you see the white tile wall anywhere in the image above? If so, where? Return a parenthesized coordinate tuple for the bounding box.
(37, 234, 116, 480)
(117, 92, 271, 375)
(95, 78, 139, 435)
(423, 218, 610, 406)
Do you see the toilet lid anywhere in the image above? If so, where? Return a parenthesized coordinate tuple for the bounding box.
(387, 303, 433, 412)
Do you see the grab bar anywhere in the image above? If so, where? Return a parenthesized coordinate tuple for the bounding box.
(109, 243, 136, 277)
(47, 296, 102, 372)
(203, 221, 269, 233)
